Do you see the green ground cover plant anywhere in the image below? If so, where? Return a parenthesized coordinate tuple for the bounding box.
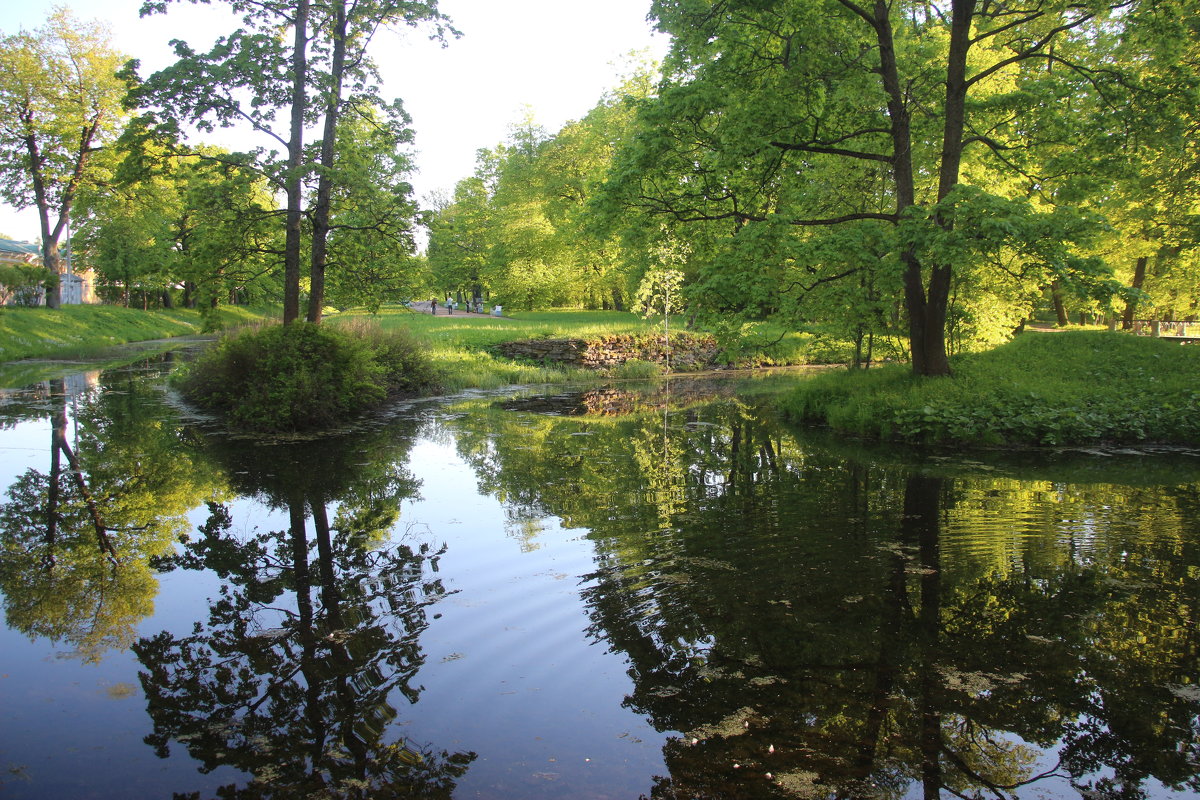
(0, 304, 271, 362)
(176, 320, 439, 432)
(781, 331, 1200, 446)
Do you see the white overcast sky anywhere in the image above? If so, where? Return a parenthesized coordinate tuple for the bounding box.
(0, 0, 668, 242)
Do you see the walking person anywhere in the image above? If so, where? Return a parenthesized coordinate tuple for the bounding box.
(430, 297, 437, 315)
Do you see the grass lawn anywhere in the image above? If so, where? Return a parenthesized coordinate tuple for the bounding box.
(0, 304, 272, 362)
(334, 306, 843, 390)
(333, 307, 673, 391)
(780, 330, 1200, 446)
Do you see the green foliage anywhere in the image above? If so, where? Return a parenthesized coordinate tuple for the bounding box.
(427, 62, 658, 312)
(176, 321, 439, 432)
(0, 263, 52, 306)
(782, 332, 1200, 446)
(609, 358, 665, 379)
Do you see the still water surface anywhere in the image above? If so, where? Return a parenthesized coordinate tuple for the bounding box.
(0, 356, 1198, 799)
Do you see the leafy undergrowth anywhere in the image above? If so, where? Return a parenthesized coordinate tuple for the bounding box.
(175, 320, 440, 432)
(0, 304, 272, 362)
(781, 331, 1200, 447)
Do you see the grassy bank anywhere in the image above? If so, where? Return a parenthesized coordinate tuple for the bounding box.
(781, 331, 1200, 447)
(0, 304, 273, 362)
(337, 306, 832, 391)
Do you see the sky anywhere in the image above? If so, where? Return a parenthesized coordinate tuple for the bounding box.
(0, 0, 669, 242)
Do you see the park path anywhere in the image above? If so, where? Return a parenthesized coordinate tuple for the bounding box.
(411, 300, 496, 317)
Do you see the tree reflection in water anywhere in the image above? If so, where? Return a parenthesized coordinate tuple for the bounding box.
(0, 369, 217, 662)
(446, 387, 1200, 799)
(133, 426, 475, 798)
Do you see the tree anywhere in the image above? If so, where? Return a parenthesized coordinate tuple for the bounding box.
(605, 0, 1148, 375)
(427, 65, 657, 313)
(305, 0, 453, 322)
(0, 9, 128, 308)
(132, 0, 453, 324)
(321, 108, 428, 311)
(75, 143, 283, 313)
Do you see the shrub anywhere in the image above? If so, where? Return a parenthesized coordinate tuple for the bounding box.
(609, 358, 665, 379)
(176, 321, 439, 432)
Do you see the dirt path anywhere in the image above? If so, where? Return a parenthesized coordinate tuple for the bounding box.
(412, 300, 495, 318)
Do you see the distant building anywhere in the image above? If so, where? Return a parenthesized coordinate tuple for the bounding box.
(0, 238, 95, 306)
(0, 238, 41, 266)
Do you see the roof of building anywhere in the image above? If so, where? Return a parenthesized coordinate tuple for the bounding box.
(0, 239, 41, 257)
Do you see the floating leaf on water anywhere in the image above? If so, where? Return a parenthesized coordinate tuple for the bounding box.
(1168, 684, 1200, 702)
(939, 667, 996, 696)
(676, 556, 738, 572)
(749, 675, 785, 687)
(248, 627, 290, 640)
(686, 707, 760, 740)
(774, 769, 821, 796)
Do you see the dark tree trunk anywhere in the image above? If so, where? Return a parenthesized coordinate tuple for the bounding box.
(306, 0, 348, 324)
(283, 0, 310, 325)
(872, 0, 952, 376)
(1121, 256, 1148, 330)
(1052, 280, 1069, 326)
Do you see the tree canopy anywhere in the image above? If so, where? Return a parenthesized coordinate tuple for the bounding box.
(0, 9, 128, 308)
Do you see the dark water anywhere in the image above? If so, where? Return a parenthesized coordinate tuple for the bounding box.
(1, 358, 1199, 800)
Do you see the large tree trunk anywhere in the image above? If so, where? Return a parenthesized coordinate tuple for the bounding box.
(306, 0, 348, 324)
(910, 0, 974, 378)
(1051, 279, 1070, 326)
(874, 0, 953, 376)
(282, 0, 310, 325)
(1122, 256, 1148, 330)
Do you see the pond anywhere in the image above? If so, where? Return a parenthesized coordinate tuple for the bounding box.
(1, 354, 1199, 800)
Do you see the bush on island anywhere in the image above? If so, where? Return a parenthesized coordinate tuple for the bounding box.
(176, 320, 440, 432)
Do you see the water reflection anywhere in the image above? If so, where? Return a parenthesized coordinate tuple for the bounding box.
(0, 368, 219, 661)
(137, 421, 476, 798)
(3, 363, 1200, 799)
(443, 385, 1200, 799)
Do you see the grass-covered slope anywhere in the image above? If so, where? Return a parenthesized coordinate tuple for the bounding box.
(0, 304, 272, 362)
(781, 331, 1200, 446)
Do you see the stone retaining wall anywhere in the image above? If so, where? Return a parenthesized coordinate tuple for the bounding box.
(496, 333, 720, 370)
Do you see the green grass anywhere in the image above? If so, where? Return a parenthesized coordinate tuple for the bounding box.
(333, 307, 676, 391)
(333, 306, 849, 390)
(781, 331, 1200, 446)
(0, 304, 273, 362)
(343, 307, 661, 346)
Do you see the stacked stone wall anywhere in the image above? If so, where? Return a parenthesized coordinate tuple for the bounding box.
(496, 333, 720, 370)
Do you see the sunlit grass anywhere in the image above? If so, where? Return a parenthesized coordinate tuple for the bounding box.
(332, 307, 675, 391)
(781, 331, 1200, 446)
(0, 304, 273, 362)
(333, 307, 844, 388)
